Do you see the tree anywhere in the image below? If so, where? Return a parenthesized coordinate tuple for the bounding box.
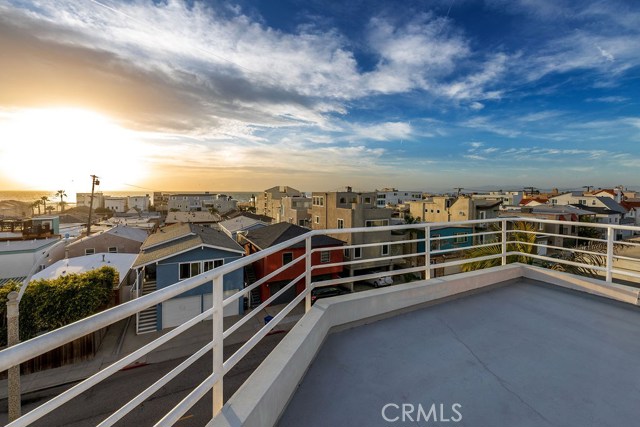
(461, 221, 538, 272)
(31, 200, 40, 216)
(56, 189, 67, 212)
(40, 196, 49, 214)
(550, 242, 623, 278)
(46, 206, 55, 214)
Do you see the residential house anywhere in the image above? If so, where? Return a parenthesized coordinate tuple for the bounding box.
(0, 237, 65, 284)
(622, 199, 640, 228)
(310, 189, 396, 276)
(375, 188, 423, 207)
(408, 196, 477, 223)
(32, 252, 137, 304)
(153, 192, 169, 213)
(104, 196, 127, 213)
(472, 191, 524, 206)
(408, 226, 474, 277)
(132, 223, 244, 333)
(165, 211, 220, 227)
(218, 214, 269, 242)
(167, 192, 216, 212)
(65, 225, 148, 258)
(76, 192, 105, 208)
(201, 194, 238, 215)
(256, 186, 303, 219)
(278, 196, 311, 226)
(499, 205, 595, 254)
(240, 223, 344, 304)
(127, 195, 150, 212)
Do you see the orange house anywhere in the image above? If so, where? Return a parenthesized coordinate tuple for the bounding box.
(241, 223, 345, 304)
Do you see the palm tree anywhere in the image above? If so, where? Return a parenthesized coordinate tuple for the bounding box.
(550, 242, 623, 278)
(40, 196, 49, 214)
(461, 221, 538, 272)
(33, 200, 42, 215)
(56, 190, 67, 212)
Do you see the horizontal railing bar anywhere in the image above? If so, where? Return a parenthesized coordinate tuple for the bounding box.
(223, 287, 308, 374)
(222, 252, 305, 307)
(223, 271, 305, 339)
(314, 266, 426, 288)
(515, 252, 608, 272)
(154, 372, 220, 427)
(97, 341, 214, 427)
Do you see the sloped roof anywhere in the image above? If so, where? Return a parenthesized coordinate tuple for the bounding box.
(226, 211, 273, 223)
(242, 222, 344, 250)
(134, 223, 243, 267)
(67, 225, 148, 248)
(474, 199, 502, 209)
(570, 204, 624, 215)
(597, 197, 627, 214)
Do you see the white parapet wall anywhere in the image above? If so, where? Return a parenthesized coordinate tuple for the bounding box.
(208, 264, 526, 427)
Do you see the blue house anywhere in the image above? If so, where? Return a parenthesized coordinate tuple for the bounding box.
(416, 226, 474, 253)
(133, 223, 244, 333)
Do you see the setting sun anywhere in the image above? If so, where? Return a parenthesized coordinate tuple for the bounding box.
(0, 107, 149, 193)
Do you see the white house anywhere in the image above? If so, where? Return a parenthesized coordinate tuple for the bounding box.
(376, 188, 423, 207)
(127, 195, 150, 212)
(104, 196, 128, 212)
(0, 237, 64, 283)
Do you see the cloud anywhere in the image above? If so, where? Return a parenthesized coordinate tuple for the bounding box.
(351, 121, 413, 141)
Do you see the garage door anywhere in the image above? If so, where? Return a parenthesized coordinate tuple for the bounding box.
(203, 289, 241, 319)
(162, 296, 201, 329)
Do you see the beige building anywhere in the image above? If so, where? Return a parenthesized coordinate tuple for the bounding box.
(409, 196, 475, 223)
(278, 196, 311, 226)
(310, 189, 396, 274)
(65, 225, 149, 258)
(256, 186, 303, 219)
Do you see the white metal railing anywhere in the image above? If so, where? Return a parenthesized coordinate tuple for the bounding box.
(1, 217, 639, 426)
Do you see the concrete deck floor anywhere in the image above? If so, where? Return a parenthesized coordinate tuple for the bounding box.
(278, 279, 640, 427)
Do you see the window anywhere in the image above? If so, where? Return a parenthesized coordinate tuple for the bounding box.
(353, 247, 362, 259)
(364, 197, 371, 204)
(204, 259, 224, 271)
(85, 248, 95, 255)
(312, 196, 324, 206)
(454, 233, 468, 244)
(320, 251, 331, 263)
(381, 244, 390, 256)
(340, 197, 346, 203)
(431, 234, 440, 251)
(365, 219, 389, 227)
(283, 252, 294, 265)
(337, 219, 344, 229)
(108, 247, 118, 253)
(315, 216, 320, 224)
(344, 248, 350, 258)
(298, 219, 306, 226)
(179, 262, 201, 280)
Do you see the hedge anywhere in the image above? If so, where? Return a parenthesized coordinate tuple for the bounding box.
(0, 266, 118, 347)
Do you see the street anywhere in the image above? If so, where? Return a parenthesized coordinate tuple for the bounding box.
(1, 332, 286, 426)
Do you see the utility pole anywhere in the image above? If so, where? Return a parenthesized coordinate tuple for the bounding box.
(7, 291, 20, 421)
(454, 187, 464, 197)
(583, 185, 593, 194)
(86, 175, 100, 236)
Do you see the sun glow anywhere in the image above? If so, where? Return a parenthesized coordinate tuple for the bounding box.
(0, 107, 149, 193)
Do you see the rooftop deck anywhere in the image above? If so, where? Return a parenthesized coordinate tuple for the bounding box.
(279, 278, 640, 426)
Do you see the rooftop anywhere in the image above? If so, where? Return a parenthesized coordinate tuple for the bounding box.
(279, 278, 640, 427)
(32, 253, 137, 286)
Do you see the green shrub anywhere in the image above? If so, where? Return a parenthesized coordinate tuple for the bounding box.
(0, 266, 117, 346)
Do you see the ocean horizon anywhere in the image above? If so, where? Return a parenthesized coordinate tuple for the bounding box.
(0, 190, 260, 204)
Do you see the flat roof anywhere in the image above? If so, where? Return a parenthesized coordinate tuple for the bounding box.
(279, 279, 640, 427)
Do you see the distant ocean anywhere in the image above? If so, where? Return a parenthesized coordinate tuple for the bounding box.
(0, 190, 259, 204)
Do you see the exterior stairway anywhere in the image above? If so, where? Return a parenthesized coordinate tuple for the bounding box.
(136, 280, 158, 334)
(244, 265, 261, 308)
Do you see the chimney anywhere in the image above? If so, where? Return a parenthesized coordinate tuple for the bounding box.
(346, 186, 352, 193)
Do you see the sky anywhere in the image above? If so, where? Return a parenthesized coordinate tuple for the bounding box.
(0, 0, 639, 194)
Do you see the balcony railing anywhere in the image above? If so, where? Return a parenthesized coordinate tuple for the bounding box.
(1, 217, 639, 426)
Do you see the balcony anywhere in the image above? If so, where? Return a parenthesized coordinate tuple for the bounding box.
(1, 218, 639, 426)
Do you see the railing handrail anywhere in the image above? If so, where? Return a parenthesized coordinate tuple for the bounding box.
(1, 216, 638, 426)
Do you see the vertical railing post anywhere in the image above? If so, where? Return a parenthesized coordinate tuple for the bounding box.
(501, 219, 507, 266)
(424, 225, 431, 280)
(212, 274, 224, 415)
(305, 236, 312, 312)
(606, 226, 614, 283)
(7, 291, 21, 422)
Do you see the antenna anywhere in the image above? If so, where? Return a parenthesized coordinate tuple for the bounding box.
(454, 187, 464, 197)
(583, 185, 593, 194)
